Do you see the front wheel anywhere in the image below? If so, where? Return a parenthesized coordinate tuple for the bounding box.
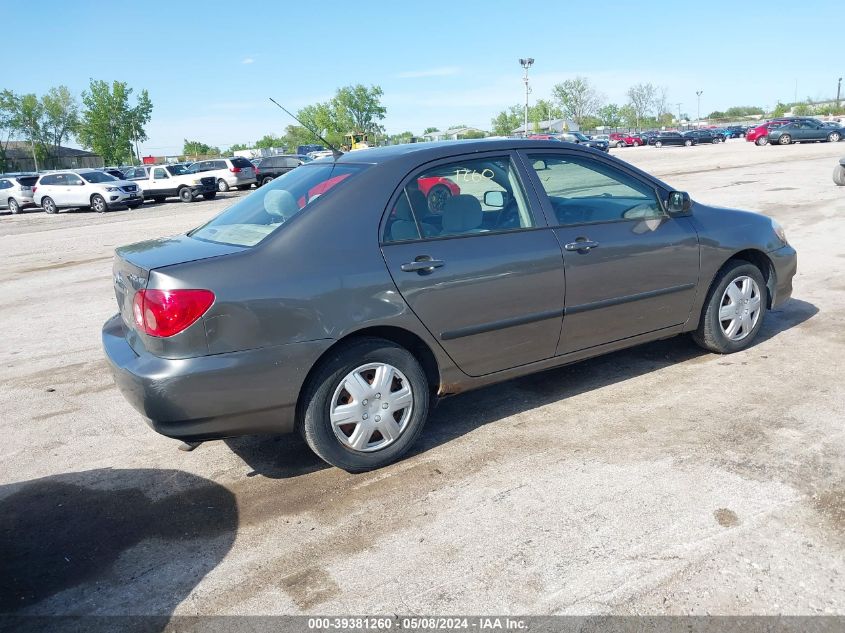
(91, 194, 107, 213)
(217, 179, 230, 192)
(693, 261, 767, 354)
(632, 141, 640, 147)
(426, 184, 452, 214)
(654, 141, 663, 148)
(756, 137, 768, 146)
(300, 339, 430, 472)
(8, 198, 20, 214)
(684, 139, 693, 146)
(178, 187, 195, 203)
(827, 132, 841, 143)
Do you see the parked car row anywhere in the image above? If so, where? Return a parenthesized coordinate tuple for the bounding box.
(746, 117, 844, 146)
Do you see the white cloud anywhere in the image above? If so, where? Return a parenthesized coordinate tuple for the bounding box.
(396, 66, 460, 79)
(242, 57, 255, 65)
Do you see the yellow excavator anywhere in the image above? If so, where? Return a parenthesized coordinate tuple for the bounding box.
(344, 131, 371, 151)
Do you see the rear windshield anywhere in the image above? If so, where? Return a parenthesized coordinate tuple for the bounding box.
(81, 171, 117, 183)
(17, 176, 38, 187)
(189, 163, 368, 247)
(230, 157, 253, 168)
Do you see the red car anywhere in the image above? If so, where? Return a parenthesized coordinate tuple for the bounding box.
(416, 176, 461, 213)
(746, 120, 790, 146)
(609, 132, 644, 147)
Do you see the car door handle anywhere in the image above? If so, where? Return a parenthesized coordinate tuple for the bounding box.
(400, 257, 444, 273)
(564, 239, 600, 252)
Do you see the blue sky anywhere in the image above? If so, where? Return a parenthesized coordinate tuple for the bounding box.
(3, 0, 839, 154)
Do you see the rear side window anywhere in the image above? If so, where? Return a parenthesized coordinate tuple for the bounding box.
(230, 157, 253, 168)
(0, 180, 9, 189)
(190, 163, 368, 247)
(40, 175, 57, 185)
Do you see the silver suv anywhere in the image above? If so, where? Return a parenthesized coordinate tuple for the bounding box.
(187, 157, 257, 192)
(33, 169, 143, 214)
(0, 173, 38, 213)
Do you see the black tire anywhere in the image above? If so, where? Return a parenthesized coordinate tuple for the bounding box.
(261, 176, 274, 187)
(632, 141, 640, 147)
(827, 131, 841, 143)
(833, 164, 845, 186)
(756, 137, 768, 146)
(91, 194, 107, 213)
(300, 338, 431, 472)
(654, 141, 663, 148)
(693, 261, 767, 354)
(42, 198, 57, 214)
(217, 179, 230, 192)
(178, 187, 194, 203)
(153, 196, 166, 203)
(202, 191, 217, 200)
(684, 139, 693, 146)
(8, 198, 20, 214)
(778, 134, 791, 145)
(426, 184, 452, 214)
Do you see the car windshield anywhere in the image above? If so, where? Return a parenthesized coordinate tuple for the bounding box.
(571, 132, 589, 141)
(82, 171, 118, 183)
(167, 165, 189, 176)
(189, 163, 368, 247)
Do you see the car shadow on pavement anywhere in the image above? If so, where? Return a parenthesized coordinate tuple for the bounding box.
(0, 468, 237, 628)
(225, 298, 818, 478)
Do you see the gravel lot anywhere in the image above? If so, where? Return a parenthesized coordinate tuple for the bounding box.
(1, 140, 843, 618)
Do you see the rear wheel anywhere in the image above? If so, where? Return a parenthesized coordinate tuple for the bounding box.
(426, 184, 452, 214)
(217, 179, 229, 192)
(42, 197, 57, 214)
(654, 141, 663, 148)
(827, 131, 841, 143)
(91, 194, 107, 213)
(261, 176, 274, 186)
(178, 187, 194, 203)
(755, 136, 768, 146)
(8, 198, 20, 214)
(632, 141, 640, 147)
(778, 134, 792, 145)
(300, 338, 430, 472)
(693, 261, 767, 354)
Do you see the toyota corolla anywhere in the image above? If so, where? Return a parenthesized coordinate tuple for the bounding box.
(103, 139, 797, 472)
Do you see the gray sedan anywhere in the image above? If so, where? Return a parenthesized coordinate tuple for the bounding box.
(103, 139, 797, 471)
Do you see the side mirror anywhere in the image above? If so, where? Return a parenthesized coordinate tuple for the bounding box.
(532, 159, 548, 171)
(483, 190, 506, 207)
(666, 191, 691, 214)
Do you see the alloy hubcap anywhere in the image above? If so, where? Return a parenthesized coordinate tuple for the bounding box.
(719, 276, 762, 341)
(329, 362, 413, 452)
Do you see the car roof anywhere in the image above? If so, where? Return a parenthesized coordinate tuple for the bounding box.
(332, 138, 600, 165)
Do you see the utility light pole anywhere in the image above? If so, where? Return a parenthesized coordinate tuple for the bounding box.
(838, 77, 842, 105)
(676, 103, 682, 128)
(696, 90, 703, 126)
(519, 58, 534, 137)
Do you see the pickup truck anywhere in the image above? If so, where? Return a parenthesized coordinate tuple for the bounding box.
(124, 164, 217, 203)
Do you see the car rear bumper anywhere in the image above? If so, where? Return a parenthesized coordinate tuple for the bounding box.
(102, 313, 333, 441)
(769, 244, 797, 309)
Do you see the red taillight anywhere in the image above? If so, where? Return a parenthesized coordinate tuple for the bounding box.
(230, 166, 242, 173)
(254, 167, 260, 175)
(32, 186, 37, 193)
(132, 289, 215, 338)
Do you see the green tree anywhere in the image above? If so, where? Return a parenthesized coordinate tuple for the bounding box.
(77, 80, 153, 165)
(388, 131, 414, 144)
(332, 84, 386, 135)
(579, 116, 601, 131)
(626, 83, 657, 128)
(708, 110, 727, 119)
(228, 143, 250, 152)
(460, 129, 487, 139)
(255, 134, 285, 149)
(13, 93, 45, 169)
(423, 127, 439, 134)
(596, 103, 623, 128)
(552, 77, 602, 126)
(491, 105, 523, 136)
(724, 105, 764, 118)
(619, 104, 638, 128)
(41, 86, 79, 152)
(793, 104, 810, 116)
(771, 102, 789, 117)
(182, 139, 220, 157)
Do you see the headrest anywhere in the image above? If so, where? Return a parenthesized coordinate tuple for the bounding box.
(442, 194, 483, 233)
(264, 189, 299, 220)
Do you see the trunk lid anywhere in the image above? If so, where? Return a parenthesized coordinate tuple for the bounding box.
(112, 234, 245, 336)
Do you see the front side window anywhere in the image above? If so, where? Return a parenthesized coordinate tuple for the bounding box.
(190, 163, 368, 247)
(528, 154, 664, 226)
(167, 165, 188, 176)
(81, 171, 116, 184)
(383, 156, 535, 243)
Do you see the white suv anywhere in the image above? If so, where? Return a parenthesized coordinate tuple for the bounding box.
(33, 169, 143, 214)
(187, 157, 257, 192)
(0, 174, 39, 214)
